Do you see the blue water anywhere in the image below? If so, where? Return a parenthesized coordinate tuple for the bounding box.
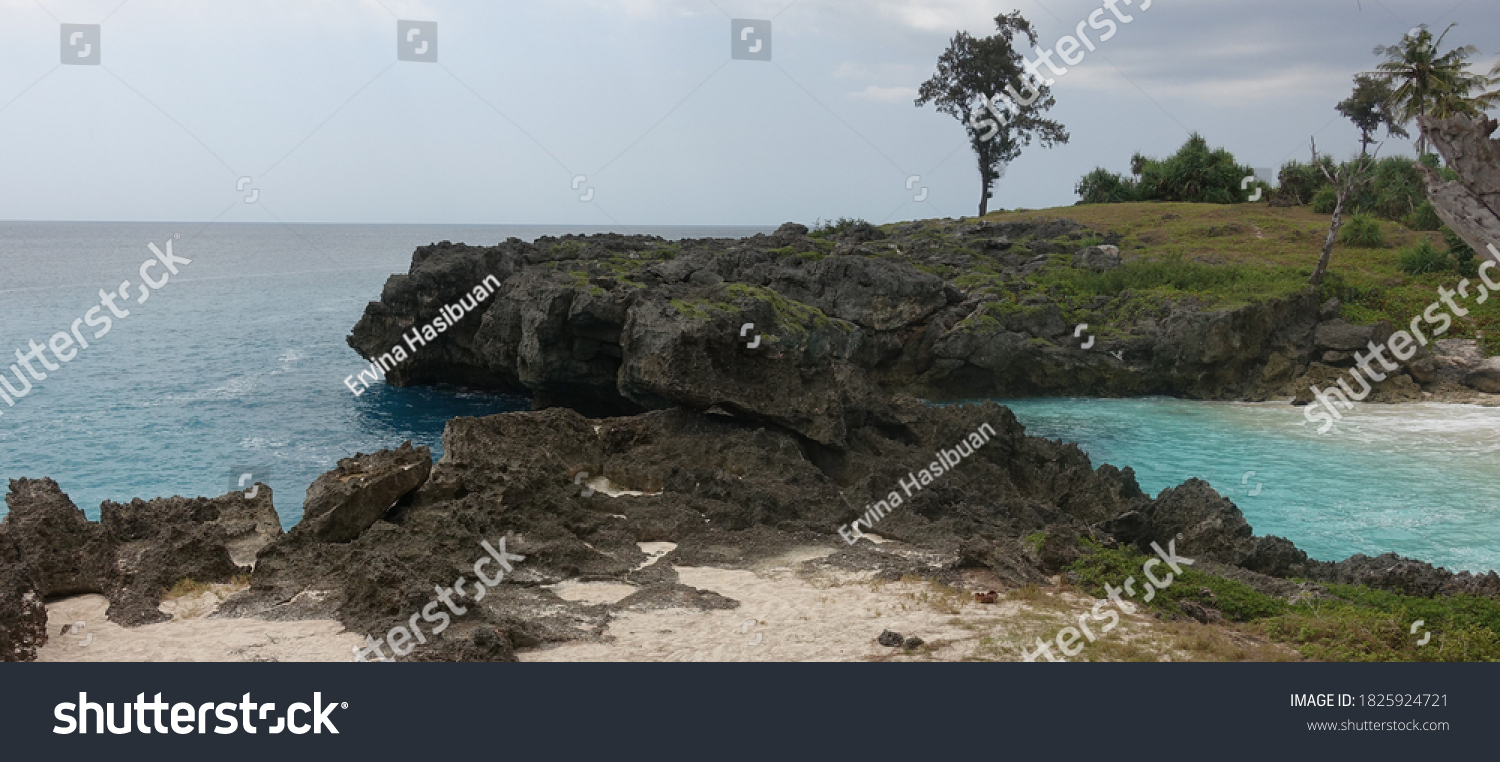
(0, 222, 771, 527)
(4, 223, 1497, 575)
(995, 398, 1500, 574)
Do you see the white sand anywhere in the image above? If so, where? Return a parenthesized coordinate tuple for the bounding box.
(36, 592, 362, 663)
(521, 546, 1106, 662)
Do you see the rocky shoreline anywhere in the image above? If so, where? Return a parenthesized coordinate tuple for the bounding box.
(5, 220, 1499, 662)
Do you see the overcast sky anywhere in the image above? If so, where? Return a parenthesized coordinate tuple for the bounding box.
(0, 0, 1495, 226)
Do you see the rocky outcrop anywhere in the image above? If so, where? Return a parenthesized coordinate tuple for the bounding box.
(0, 478, 285, 641)
(348, 219, 1442, 441)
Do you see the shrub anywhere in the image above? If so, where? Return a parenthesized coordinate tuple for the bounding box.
(1134, 133, 1256, 204)
(1273, 157, 1334, 206)
(1443, 227, 1478, 277)
(1311, 186, 1338, 214)
(1074, 133, 1254, 205)
(1405, 201, 1442, 231)
(1339, 215, 1385, 248)
(809, 217, 868, 238)
(1075, 167, 1138, 204)
(1397, 239, 1450, 275)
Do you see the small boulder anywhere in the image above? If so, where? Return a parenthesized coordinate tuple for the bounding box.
(303, 442, 433, 543)
(1313, 320, 1376, 351)
(1071, 245, 1121, 272)
(1463, 360, 1500, 393)
(877, 629, 904, 647)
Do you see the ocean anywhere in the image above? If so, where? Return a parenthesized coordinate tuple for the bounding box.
(0, 221, 771, 527)
(2, 222, 1496, 574)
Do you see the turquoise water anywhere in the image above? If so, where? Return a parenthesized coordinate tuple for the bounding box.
(994, 398, 1500, 574)
(0, 222, 770, 527)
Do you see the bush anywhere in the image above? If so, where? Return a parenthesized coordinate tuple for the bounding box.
(1135, 133, 1255, 204)
(1311, 186, 1338, 214)
(1073, 133, 1254, 205)
(1443, 227, 1478, 277)
(809, 217, 868, 238)
(1405, 201, 1442, 231)
(1075, 167, 1138, 204)
(1397, 239, 1450, 275)
(1273, 157, 1334, 206)
(1339, 215, 1385, 248)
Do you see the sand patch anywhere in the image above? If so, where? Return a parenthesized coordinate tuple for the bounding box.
(36, 594, 362, 663)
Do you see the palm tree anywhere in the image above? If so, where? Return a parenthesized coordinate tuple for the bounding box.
(1371, 24, 1493, 152)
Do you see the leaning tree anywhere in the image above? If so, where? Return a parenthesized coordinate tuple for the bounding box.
(915, 12, 1069, 217)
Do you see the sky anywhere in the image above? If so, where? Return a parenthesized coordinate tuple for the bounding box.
(0, 0, 1495, 227)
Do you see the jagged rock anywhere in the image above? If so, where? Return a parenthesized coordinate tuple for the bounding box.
(0, 533, 46, 662)
(302, 442, 432, 542)
(877, 629, 904, 647)
(0, 478, 290, 631)
(0, 478, 114, 597)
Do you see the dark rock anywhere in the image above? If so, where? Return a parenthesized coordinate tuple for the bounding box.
(302, 442, 432, 542)
(877, 629, 904, 647)
(903, 636, 925, 649)
(0, 478, 113, 597)
(0, 478, 289, 630)
(1178, 601, 1224, 624)
(1038, 528, 1083, 573)
(1463, 362, 1500, 393)
(0, 532, 45, 662)
(1314, 320, 1377, 351)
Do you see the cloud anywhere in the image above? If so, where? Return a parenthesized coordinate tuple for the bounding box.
(852, 84, 918, 102)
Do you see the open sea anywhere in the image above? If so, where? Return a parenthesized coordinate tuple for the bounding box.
(2, 222, 1497, 573)
(0, 222, 770, 528)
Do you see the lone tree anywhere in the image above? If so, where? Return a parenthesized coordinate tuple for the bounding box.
(1336, 74, 1409, 156)
(1309, 138, 1378, 287)
(916, 12, 1068, 216)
